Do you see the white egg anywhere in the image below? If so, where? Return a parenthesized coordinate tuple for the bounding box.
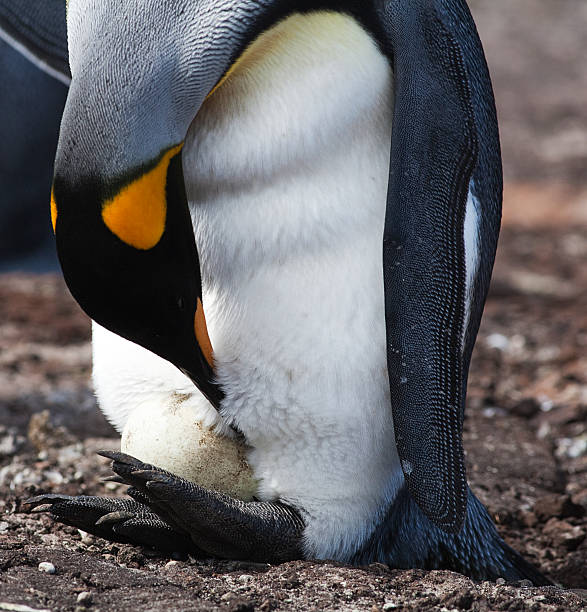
(121, 396, 257, 501)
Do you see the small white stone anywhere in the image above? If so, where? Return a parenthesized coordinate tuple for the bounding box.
(486, 333, 509, 351)
(38, 561, 56, 574)
(165, 560, 180, 569)
(0, 603, 51, 612)
(44, 470, 64, 485)
(76, 591, 93, 606)
(559, 436, 587, 459)
(237, 574, 254, 583)
(77, 529, 95, 546)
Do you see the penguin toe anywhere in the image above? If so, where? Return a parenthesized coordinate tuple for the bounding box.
(108, 515, 194, 553)
(100, 454, 241, 547)
(24, 492, 189, 552)
(97, 450, 170, 480)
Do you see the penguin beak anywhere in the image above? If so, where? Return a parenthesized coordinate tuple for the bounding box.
(50, 79, 221, 404)
(51, 135, 218, 395)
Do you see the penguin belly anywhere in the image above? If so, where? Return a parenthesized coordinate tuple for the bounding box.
(184, 11, 404, 560)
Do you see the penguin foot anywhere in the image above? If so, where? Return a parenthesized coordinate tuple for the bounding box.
(351, 485, 554, 586)
(26, 451, 305, 563)
(25, 492, 192, 553)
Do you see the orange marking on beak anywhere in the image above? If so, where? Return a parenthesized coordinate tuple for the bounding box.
(101, 144, 183, 250)
(50, 188, 57, 233)
(195, 298, 214, 367)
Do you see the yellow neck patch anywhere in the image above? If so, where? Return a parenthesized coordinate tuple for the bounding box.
(101, 144, 183, 250)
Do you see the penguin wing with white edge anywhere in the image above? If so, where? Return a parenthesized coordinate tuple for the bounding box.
(378, 0, 502, 533)
(0, 0, 70, 84)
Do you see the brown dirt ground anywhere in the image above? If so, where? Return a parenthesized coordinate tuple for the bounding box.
(1, 1, 586, 610)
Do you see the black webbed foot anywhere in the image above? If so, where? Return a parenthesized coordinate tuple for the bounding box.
(26, 491, 192, 553)
(26, 451, 305, 563)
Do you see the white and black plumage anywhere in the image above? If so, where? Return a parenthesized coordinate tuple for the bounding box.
(15, 0, 551, 584)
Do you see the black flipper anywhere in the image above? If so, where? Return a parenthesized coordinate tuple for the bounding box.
(0, 0, 70, 81)
(375, 0, 502, 532)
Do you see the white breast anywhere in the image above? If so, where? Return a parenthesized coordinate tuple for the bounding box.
(93, 10, 403, 561)
(185, 11, 402, 559)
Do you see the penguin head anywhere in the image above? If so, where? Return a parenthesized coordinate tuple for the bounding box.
(51, 1, 276, 393)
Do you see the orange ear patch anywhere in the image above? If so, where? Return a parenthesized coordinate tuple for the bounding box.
(101, 144, 183, 250)
(195, 298, 214, 367)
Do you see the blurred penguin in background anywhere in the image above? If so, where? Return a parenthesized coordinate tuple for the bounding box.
(0, 0, 68, 271)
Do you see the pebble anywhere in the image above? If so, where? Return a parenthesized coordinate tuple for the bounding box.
(534, 494, 585, 521)
(510, 398, 541, 419)
(38, 561, 56, 574)
(486, 333, 510, 351)
(0, 604, 51, 612)
(0, 432, 25, 457)
(556, 436, 587, 459)
(165, 561, 179, 570)
(543, 518, 586, 551)
(43, 470, 65, 485)
(237, 574, 254, 583)
(76, 592, 93, 607)
(518, 510, 538, 528)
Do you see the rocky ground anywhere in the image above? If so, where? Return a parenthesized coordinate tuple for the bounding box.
(1, 1, 586, 610)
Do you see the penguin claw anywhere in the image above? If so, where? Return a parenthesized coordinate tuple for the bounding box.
(100, 475, 126, 484)
(97, 449, 141, 463)
(25, 493, 76, 506)
(29, 503, 55, 513)
(95, 510, 136, 526)
(130, 469, 171, 483)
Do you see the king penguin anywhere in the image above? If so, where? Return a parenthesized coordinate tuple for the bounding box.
(20, 0, 552, 584)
